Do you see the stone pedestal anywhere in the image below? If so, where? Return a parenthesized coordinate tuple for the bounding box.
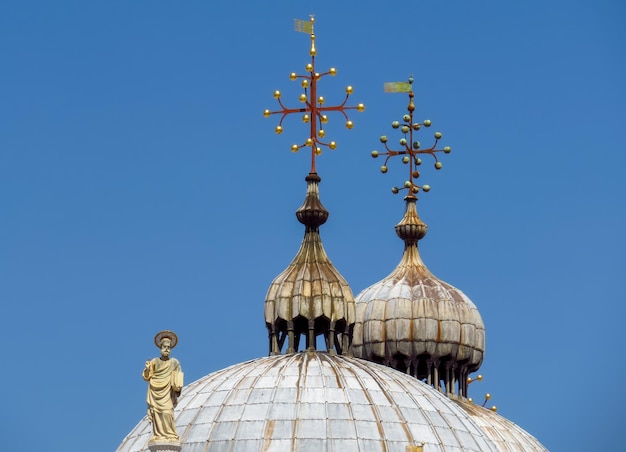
(148, 440, 181, 452)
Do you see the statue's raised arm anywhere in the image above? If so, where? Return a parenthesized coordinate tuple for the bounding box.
(143, 330, 184, 449)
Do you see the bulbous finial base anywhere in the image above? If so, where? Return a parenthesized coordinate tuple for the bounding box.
(395, 196, 427, 244)
(296, 173, 329, 230)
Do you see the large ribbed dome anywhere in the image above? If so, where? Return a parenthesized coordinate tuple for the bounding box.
(352, 197, 485, 397)
(117, 352, 532, 452)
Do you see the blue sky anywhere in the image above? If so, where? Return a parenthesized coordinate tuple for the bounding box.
(1, 1, 624, 450)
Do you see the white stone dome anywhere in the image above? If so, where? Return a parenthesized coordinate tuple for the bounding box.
(117, 352, 540, 452)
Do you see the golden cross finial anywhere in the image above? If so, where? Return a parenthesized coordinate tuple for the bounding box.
(372, 76, 451, 197)
(264, 17, 365, 174)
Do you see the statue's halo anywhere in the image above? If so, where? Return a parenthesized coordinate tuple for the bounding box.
(154, 330, 178, 349)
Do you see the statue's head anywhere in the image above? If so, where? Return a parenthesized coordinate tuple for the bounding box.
(160, 338, 172, 359)
(154, 330, 178, 359)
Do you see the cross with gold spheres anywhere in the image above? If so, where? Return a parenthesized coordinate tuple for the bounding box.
(264, 16, 365, 174)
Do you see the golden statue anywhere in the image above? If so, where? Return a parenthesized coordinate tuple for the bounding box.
(143, 330, 184, 443)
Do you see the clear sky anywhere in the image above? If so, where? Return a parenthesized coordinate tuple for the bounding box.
(1, 1, 624, 451)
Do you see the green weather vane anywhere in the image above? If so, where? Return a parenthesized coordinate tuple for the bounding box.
(372, 76, 451, 196)
(264, 16, 365, 174)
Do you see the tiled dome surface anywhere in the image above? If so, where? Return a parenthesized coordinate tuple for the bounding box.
(118, 352, 515, 451)
(453, 400, 547, 452)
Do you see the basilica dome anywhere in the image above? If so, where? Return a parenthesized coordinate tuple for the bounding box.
(118, 352, 535, 452)
(118, 19, 547, 452)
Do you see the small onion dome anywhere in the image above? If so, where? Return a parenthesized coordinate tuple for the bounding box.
(265, 174, 355, 356)
(453, 399, 548, 451)
(352, 196, 485, 397)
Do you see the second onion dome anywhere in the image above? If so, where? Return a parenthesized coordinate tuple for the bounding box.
(352, 78, 484, 397)
(351, 197, 485, 397)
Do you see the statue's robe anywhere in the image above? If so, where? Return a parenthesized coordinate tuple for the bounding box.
(143, 357, 184, 442)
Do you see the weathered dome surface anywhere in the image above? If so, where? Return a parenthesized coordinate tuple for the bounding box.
(453, 400, 547, 451)
(117, 352, 521, 452)
(265, 174, 355, 355)
(352, 198, 485, 397)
